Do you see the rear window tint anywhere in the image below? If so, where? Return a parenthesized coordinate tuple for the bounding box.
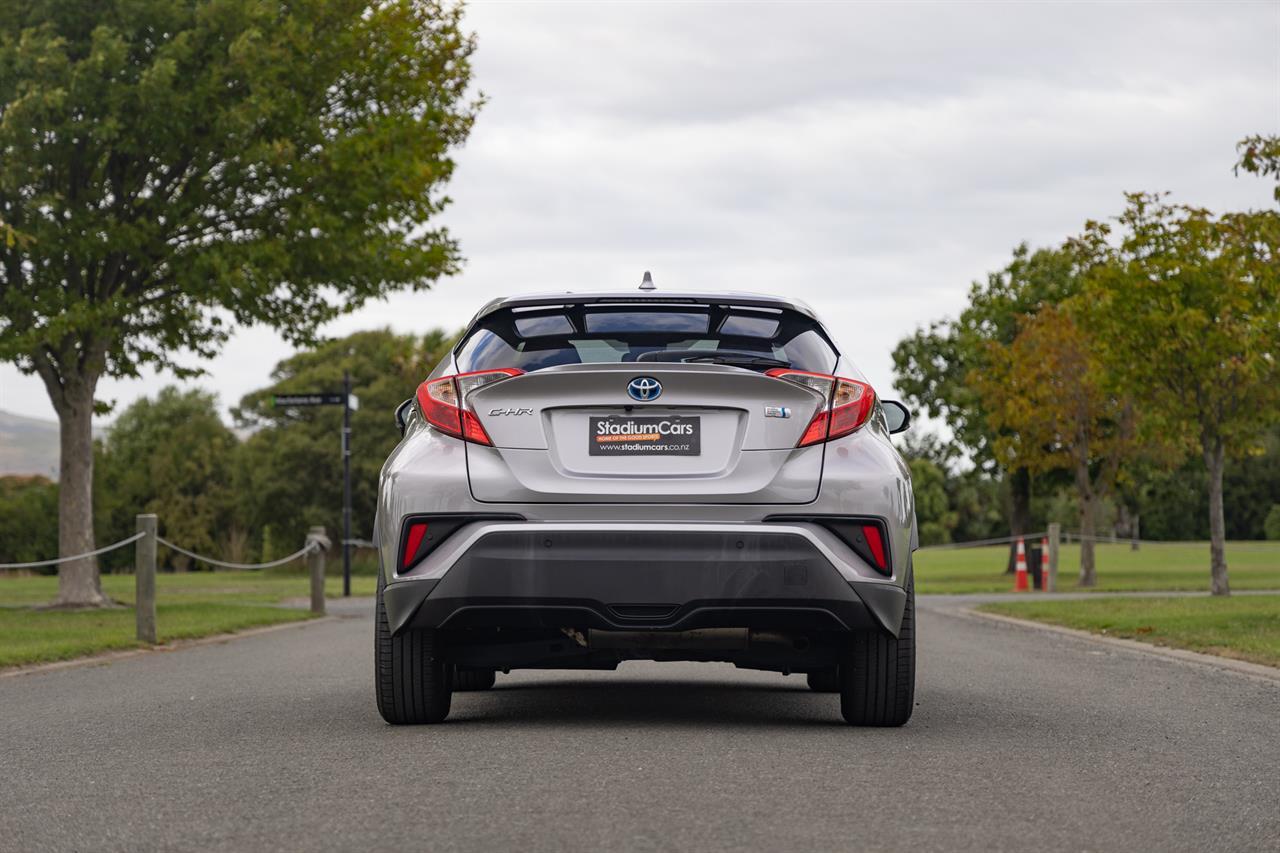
(456, 304, 838, 375)
(514, 314, 574, 337)
(718, 315, 780, 338)
(585, 311, 708, 334)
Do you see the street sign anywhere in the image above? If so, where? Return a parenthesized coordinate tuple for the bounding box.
(272, 393, 346, 407)
(271, 382, 360, 597)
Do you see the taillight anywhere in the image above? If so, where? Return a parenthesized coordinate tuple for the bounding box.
(415, 368, 523, 446)
(765, 369, 876, 447)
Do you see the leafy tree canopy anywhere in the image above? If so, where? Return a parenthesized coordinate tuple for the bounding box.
(0, 0, 478, 603)
(95, 387, 239, 569)
(973, 306, 1143, 479)
(1236, 134, 1280, 203)
(972, 306, 1150, 584)
(0, 475, 58, 566)
(1072, 192, 1280, 593)
(1073, 195, 1280, 454)
(233, 327, 456, 558)
(906, 456, 955, 546)
(892, 243, 1079, 469)
(0, 0, 478, 378)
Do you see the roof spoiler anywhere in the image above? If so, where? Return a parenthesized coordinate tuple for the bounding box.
(469, 292, 820, 323)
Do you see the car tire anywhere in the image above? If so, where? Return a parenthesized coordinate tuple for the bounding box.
(839, 570, 915, 727)
(375, 574, 452, 724)
(454, 667, 497, 691)
(806, 668, 840, 692)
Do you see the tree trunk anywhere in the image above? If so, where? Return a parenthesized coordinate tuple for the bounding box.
(1204, 435, 1230, 596)
(1077, 495, 1097, 588)
(1005, 466, 1032, 574)
(53, 381, 109, 607)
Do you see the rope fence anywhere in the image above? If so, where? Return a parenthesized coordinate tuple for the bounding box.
(5, 517, 1276, 640)
(0, 531, 148, 570)
(1063, 533, 1279, 551)
(154, 536, 319, 571)
(918, 530, 1280, 552)
(0, 531, 333, 572)
(916, 531, 1049, 552)
(0, 515, 337, 643)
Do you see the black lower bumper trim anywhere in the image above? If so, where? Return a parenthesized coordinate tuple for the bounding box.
(383, 526, 907, 636)
(413, 597, 872, 632)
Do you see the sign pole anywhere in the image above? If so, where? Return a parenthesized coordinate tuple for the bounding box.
(271, 387, 357, 598)
(342, 370, 352, 598)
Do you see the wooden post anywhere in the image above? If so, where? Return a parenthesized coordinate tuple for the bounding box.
(1131, 514, 1140, 551)
(1047, 522, 1061, 593)
(308, 526, 327, 615)
(135, 514, 157, 644)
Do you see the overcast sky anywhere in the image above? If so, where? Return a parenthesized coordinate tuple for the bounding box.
(1, 0, 1276, 426)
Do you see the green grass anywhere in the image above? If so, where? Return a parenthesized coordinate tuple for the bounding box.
(915, 541, 1280, 595)
(5, 540, 1279, 667)
(0, 570, 378, 668)
(979, 595, 1280, 668)
(0, 603, 313, 668)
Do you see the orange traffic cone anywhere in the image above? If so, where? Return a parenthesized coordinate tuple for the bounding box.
(1040, 536, 1051, 592)
(1014, 537, 1029, 592)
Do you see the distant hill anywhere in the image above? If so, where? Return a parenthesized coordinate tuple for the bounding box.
(0, 408, 250, 480)
(0, 410, 65, 478)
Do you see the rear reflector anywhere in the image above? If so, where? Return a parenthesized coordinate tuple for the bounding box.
(765, 369, 876, 446)
(825, 520, 891, 574)
(402, 522, 428, 569)
(764, 516, 892, 575)
(416, 368, 523, 446)
(861, 524, 887, 571)
(398, 514, 525, 573)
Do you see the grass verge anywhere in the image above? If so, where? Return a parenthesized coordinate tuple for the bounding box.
(978, 594, 1280, 668)
(0, 571, 378, 668)
(915, 541, 1280, 595)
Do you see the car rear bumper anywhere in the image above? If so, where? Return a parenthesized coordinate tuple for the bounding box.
(383, 522, 908, 638)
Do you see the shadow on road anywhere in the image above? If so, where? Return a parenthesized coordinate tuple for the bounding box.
(437, 676, 853, 729)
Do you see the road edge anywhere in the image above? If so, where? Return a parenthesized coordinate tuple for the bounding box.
(0, 614, 338, 680)
(961, 607, 1280, 686)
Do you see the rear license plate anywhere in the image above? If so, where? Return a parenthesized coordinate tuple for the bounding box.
(589, 415, 701, 456)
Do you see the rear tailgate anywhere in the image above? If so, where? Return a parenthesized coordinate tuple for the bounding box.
(465, 363, 826, 503)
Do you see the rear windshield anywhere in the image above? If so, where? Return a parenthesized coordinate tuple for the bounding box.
(455, 304, 839, 374)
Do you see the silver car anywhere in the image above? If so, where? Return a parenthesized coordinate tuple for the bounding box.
(374, 285, 917, 726)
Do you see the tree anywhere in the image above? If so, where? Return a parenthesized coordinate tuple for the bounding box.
(1073, 194, 1280, 594)
(898, 431, 960, 545)
(893, 244, 1079, 556)
(1236, 134, 1280, 203)
(95, 388, 239, 571)
(973, 306, 1143, 586)
(0, 1, 478, 605)
(1107, 424, 1280, 542)
(1265, 506, 1280, 542)
(906, 457, 956, 546)
(233, 328, 455, 559)
(897, 429, 1007, 544)
(0, 475, 59, 570)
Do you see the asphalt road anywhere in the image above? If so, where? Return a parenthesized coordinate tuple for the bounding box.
(2, 597, 1278, 853)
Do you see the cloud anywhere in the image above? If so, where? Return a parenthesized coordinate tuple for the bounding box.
(2, 0, 1276, 423)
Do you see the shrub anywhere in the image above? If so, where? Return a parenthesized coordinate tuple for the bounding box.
(1265, 505, 1280, 541)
